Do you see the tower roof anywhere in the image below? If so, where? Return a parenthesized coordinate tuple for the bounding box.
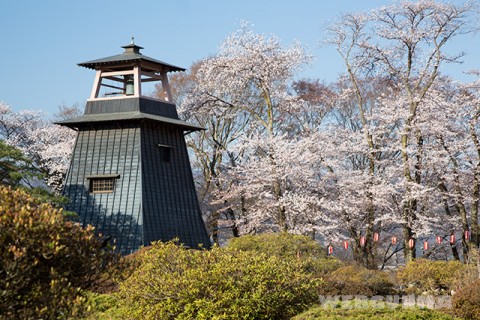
(55, 111, 204, 131)
(78, 40, 185, 73)
(55, 97, 204, 132)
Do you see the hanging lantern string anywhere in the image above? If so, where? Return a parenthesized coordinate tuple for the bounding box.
(326, 229, 471, 253)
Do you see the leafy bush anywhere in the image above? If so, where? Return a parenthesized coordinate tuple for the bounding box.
(114, 240, 321, 320)
(397, 259, 465, 295)
(451, 251, 480, 293)
(227, 232, 326, 259)
(318, 265, 395, 296)
(452, 278, 480, 320)
(292, 303, 457, 320)
(0, 186, 118, 319)
(227, 232, 341, 276)
(84, 292, 128, 320)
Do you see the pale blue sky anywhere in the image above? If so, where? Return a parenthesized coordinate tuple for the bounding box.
(1, 0, 478, 116)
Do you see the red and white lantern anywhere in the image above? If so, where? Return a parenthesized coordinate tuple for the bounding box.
(465, 230, 470, 241)
(360, 236, 366, 247)
(450, 234, 456, 244)
(423, 241, 429, 251)
(328, 245, 333, 255)
(391, 236, 397, 245)
(408, 238, 415, 249)
(373, 232, 379, 242)
(436, 236, 442, 244)
(343, 240, 349, 250)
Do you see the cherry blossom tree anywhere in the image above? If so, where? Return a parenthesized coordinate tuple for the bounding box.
(163, 61, 250, 242)
(0, 101, 76, 193)
(325, 0, 476, 262)
(308, 74, 478, 267)
(163, 2, 477, 268)
(179, 23, 320, 237)
(427, 78, 480, 258)
(296, 76, 403, 268)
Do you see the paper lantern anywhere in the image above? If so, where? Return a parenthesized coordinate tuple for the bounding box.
(391, 236, 397, 245)
(360, 236, 366, 247)
(423, 241, 429, 251)
(408, 238, 414, 248)
(343, 240, 349, 250)
(450, 234, 456, 244)
(328, 245, 333, 255)
(436, 236, 442, 244)
(373, 232, 379, 242)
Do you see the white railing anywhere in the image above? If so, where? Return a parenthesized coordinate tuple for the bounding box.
(319, 295, 452, 309)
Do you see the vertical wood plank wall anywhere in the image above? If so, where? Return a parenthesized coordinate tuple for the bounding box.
(141, 122, 210, 248)
(63, 123, 143, 254)
(62, 96, 211, 254)
(63, 119, 210, 253)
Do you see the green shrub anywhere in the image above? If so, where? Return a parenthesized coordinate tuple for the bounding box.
(0, 186, 118, 319)
(115, 240, 321, 320)
(318, 265, 395, 296)
(227, 232, 341, 277)
(227, 232, 326, 259)
(397, 259, 465, 295)
(292, 304, 457, 320)
(84, 292, 129, 320)
(452, 278, 480, 320)
(86, 292, 118, 313)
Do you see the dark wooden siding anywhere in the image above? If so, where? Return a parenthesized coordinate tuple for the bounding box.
(63, 123, 143, 254)
(141, 121, 211, 248)
(85, 97, 178, 118)
(62, 98, 211, 254)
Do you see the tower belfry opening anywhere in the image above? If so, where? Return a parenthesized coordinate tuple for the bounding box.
(56, 42, 211, 254)
(81, 40, 178, 102)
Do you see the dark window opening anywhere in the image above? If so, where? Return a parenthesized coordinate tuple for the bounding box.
(158, 144, 173, 163)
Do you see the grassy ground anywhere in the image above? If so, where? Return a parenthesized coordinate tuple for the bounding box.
(292, 300, 459, 320)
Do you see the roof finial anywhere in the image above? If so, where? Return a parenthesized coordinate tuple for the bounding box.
(131, 36, 135, 45)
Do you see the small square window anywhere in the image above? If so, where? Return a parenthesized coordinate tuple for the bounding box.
(158, 144, 173, 163)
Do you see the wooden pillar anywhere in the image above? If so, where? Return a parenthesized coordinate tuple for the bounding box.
(161, 72, 172, 102)
(90, 70, 102, 99)
(133, 66, 141, 97)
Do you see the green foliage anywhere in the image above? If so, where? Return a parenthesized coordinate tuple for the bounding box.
(452, 278, 480, 320)
(318, 265, 395, 296)
(114, 240, 321, 320)
(397, 259, 465, 295)
(84, 292, 126, 319)
(227, 232, 326, 259)
(0, 186, 118, 319)
(18, 185, 74, 211)
(292, 303, 457, 320)
(226, 232, 341, 277)
(0, 140, 38, 187)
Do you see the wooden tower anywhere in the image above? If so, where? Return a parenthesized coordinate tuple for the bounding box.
(57, 40, 211, 254)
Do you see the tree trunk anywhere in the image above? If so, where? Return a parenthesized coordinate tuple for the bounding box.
(451, 242, 460, 261)
(209, 210, 220, 245)
(350, 225, 376, 269)
(226, 207, 240, 238)
(364, 205, 377, 269)
(470, 119, 480, 249)
(403, 224, 415, 262)
(471, 172, 479, 249)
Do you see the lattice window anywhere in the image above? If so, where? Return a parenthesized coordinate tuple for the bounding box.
(87, 175, 119, 193)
